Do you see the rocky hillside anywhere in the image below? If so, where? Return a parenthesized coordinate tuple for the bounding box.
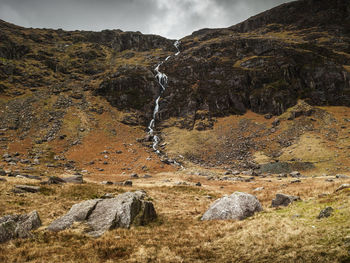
(157, 0, 350, 130)
(0, 0, 349, 173)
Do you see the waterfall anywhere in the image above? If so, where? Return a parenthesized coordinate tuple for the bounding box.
(148, 40, 180, 154)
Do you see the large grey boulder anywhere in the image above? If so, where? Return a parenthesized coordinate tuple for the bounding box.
(47, 199, 100, 232)
(201, 192, 263, 221)
(47, 191, 157, 237)
(271, 193, 300, 207)
(0, 211, 41, 243)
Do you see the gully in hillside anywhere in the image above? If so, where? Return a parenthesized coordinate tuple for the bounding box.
(148, 40, 180, 154)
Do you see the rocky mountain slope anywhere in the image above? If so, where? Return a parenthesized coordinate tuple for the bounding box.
(0, 0, 349, 174)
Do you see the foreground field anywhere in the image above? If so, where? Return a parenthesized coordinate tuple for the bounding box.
(0, 171, 349, 263)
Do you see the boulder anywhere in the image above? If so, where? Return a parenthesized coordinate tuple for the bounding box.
(48, 191, 156, 237)
(271, 193, 300, 207)
(47, 199, 100, 232)
(0, 211, 41, 243)
(201, 192, 263, 221)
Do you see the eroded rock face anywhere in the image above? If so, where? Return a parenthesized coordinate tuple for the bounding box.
(0, 210, 41, 243)
(47, 191, 157, 237)
(201, 192, 263, 221)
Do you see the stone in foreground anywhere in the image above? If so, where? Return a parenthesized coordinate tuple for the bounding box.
(271, 193, 301, 207)
(48, 191, 156, 237)
(317, 207, 333, 219)
(201, 192, 263, 221)
(336, 184, 350, 192)
(0, 211, 41, 243)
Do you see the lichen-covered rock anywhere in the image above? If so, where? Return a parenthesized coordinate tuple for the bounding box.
(47, 191, 157, 237)
(0, 211, 41, 243)
(47, 199, 101, 232)
(201, 192, 263, 221)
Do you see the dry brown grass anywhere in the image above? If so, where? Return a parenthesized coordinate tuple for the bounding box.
(0, 171, 349, 262)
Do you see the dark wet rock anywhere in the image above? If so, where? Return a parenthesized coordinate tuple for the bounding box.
(271, 193, 300, 207)
(48, 191, 156, 237)
(195, 182, 202, 186)
(0, 211, 41, 243)
(13, 185, 41, 193)
(201, 192, 263, 221)
(317, 207, 333, 219)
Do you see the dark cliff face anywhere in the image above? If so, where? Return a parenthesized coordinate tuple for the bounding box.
(0, 0, 350, 134)
(150, 0, 350, 129)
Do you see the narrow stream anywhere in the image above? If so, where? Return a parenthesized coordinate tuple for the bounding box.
(148, 40, 180, 154)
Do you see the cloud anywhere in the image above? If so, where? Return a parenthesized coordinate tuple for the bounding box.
(0, 0, 294, 39)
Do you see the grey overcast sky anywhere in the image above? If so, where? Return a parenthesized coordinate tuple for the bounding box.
(0, 0, 294, 39)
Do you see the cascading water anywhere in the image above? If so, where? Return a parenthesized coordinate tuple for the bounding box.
(148, 40, 180, 154)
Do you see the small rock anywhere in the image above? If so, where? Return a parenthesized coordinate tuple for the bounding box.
(0, 169, 6, 176)
(291, 179, 301, 183)
(271, 193, 300, 207)
(253, 187, 264, 192)
(195, 182, 202, 186)
(16, 174, 42, 180)
(63, 175, 83, 184)
(336, 174, 349, 179)
(290, 171, 301, 178)
(123, 180, 133, 186)
(142, 174, 152, 178)
(130, 173, 139, 178)
(13, 185, 41, 193)
(317, 207, 334, 219)
(325, 179, 334, 182)
(101, 181, 113, 185)
(47, 176, 66, 185)
(335, 184, 350, 192)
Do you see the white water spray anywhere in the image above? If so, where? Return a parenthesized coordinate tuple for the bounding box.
(148, 41, 180, 154)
